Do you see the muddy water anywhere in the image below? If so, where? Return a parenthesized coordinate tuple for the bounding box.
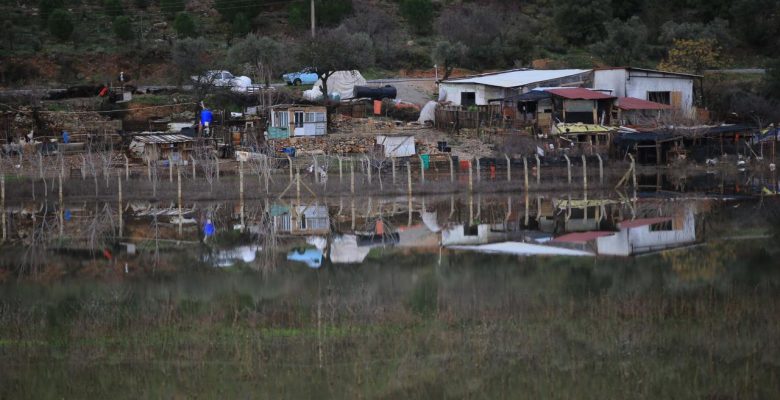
(1, 181, 779, 398)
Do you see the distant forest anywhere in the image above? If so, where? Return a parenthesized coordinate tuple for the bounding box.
(2, 0, 779, 121)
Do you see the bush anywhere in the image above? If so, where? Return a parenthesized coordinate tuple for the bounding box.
(400, 0, 433, 35)
(231, 12, 250, 38)
(103, 0, 123, 17)
(288, 0, 352, 28)
(48, 9, 73, 41)
(159, 0, 184, 19)
(38, 0, 64, 27)
(173, 12, 196, 38)
(113, 16, 133, 41)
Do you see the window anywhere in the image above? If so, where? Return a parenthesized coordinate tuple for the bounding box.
(650, 220, 673, 231)
(461, 92, 476, 107)
(276, 111, 289, 128)
(294, 111, 304, 128)
(647, 91, 671, 105)
(304, 112, 326, 123)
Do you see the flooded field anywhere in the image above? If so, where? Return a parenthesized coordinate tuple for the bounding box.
(1, 167, 780, 398)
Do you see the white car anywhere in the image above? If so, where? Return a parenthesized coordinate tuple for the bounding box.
(191, 70, 252, 91)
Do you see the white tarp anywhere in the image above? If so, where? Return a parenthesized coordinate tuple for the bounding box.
(306, 70, 367, 101)
(376, 135, 416, 157)
(330, 234, 370, 264)
(418, 101, 437, 124)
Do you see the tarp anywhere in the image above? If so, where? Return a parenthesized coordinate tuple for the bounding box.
(418, 101, 437, 124)
(376, 135, 416, 157)
(305, 70, 367, 101)
(330, 234, 370, 264)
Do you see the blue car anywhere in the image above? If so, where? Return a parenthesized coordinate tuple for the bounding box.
(282, 67, 319, 86)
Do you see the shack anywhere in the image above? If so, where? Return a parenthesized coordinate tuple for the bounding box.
(268, 105, 327, 139)
(439, 69, 592, 106)
(128, 133, 195, 165)
(613, 97, 671, 126)
(591, 68, 701, 115)
(613, 131, 683, 165)
(497, 88, 615, 135)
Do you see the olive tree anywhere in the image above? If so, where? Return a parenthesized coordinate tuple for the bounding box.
(299, 26, 374, 98)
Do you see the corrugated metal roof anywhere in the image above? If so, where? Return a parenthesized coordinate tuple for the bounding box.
(442, 69, 591, 88)
(131, 134, 194, 144)
(616, 97, 672, 110)
(594, 67, 703, 79)
(545, 88, 615, 100)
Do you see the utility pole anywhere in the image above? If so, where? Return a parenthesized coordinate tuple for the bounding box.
(310, 0, 315, 39)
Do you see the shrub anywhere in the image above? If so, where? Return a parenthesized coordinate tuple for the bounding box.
(400, 0, 433, 35)
(159, 0, 184, 19)
(103, 0, 123, 17)
(173, 12, 196, 38)
(231, 12, 250, 38)
(38, 0, 64, 27)
(48, 9, 73, 41)
(113, 16, 133, 41)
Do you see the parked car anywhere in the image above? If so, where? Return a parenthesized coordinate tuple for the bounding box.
(282, 67, 319, 86)
(191, 70, 252, 91)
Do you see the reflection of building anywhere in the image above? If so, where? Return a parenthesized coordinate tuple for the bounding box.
(272, 205, 330, 235)
(596, 209, 697, 256)
(441, 224, 506, 246)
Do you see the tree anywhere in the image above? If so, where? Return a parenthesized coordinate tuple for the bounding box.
(171, 37, 214, 98)
(113, 16, 134, 41)
(299, 26, 374, 98)
(554, 0, 611, 45)
(38, 0, 64, 27)
(399, 0, 433, 35)
(231, 12, 251, 38)
(343, 2, 399, 67)
(228, 34, 286, 88)
(48, 9, 73, 41)
(173, 12, 196, 38)
(215, 0, 258, 22)
(591, 17, 648, 66)
(730, 0, 780, 52)
(159, 0, 184, 19)
(103, 0, 123, 17)
(436, 3, 537, 69)
(288, 0, 353, 28)
(432, 40, 466, 81)
(658, 39, 726, 74)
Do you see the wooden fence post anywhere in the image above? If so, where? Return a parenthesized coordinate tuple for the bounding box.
(1, 175, 6, 242)
(582, 154, 588, 191)
(350, 160, 355, 194)
(596, 154, 603, 185)
(523, 156, 529, 193)
(535, 154, 540, 185)
(448, 155, 454, 183)
(118, 174, 123, 238)
(124, 154, 129, 181)
(505, 154, 511, 182)
(418, 155, 425, 184)
(564, 154, 571, 184)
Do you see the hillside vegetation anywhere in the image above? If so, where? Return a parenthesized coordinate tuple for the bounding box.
(1, 0, 779, 120)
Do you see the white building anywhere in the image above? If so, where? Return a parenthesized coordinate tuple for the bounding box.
(591, 68, 700, 115)
(595, 207, 697, 256)
(439, 69, 592, 106)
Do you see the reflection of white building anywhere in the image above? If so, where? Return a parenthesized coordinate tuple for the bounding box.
(441, 224, 506, 246)
(596, 207, 697, 256)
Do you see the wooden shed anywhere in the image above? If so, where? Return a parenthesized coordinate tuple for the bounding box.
(128, 134, 195, 165)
